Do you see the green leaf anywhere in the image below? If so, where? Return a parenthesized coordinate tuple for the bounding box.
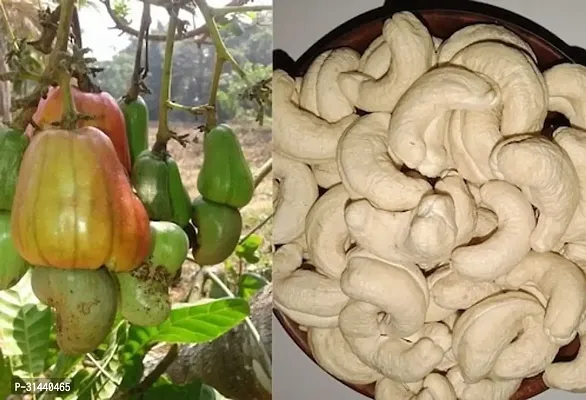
(236, 234, 263, 264)
(150, 298, 249, 344)
(238, 272, 269, 300)
(70, 323, 124, 400)
(43, 311, 59, 371)
(117, 323, 158, 389)
(112, 0, 130, 19)
(0, 348, 12, 400)
(0, 272, 52, 377)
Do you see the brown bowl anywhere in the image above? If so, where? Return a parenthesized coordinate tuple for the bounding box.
(273, 0, 584, 398)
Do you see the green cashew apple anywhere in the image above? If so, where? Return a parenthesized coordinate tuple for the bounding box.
(191, 196, 242, 266)
(0, 212, 30, 290)
(116, 221, 189, 326)
(31, 266, 117, 355)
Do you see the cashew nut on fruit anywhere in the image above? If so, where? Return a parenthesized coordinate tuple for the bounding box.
(338, 12, 435, 112)
(490, 134, 580, 252)
(273, 69, 358, 163)
(496, 251, 586, 345)
(387, 65, 499, 172)
(451, 180, 535, 281)
(273, 243, 348, 328)
(337, 112, 432, 211)
(273, 152, 318, 245)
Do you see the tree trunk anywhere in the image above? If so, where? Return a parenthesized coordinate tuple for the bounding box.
(165, 283, 273, 400)
(0, 34, 11, 122)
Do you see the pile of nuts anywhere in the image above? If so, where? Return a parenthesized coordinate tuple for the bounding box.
(273, 11, 586, 400)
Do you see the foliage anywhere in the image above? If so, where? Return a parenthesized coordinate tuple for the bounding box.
(94, 14, 272, 123)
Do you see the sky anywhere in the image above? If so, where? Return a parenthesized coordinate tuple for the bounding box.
(78, 0, 272, 61)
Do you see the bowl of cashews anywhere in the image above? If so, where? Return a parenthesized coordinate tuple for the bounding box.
(273, 0, 586, 399)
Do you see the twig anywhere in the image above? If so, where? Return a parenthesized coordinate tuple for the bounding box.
(124, 1, 151, 102)
(101, 0, 252, 42)
(111, 343, 179, 400)
(10, 0, 76, 132)
(253, 157, 272, 189)
(212, 5, 272, 16)
(194, 0, 247, 79)
(192, 0, 248, 129)
(239, 212, 273, 245)
(152, 3, 179, 151)
(167, 101, 214, 116)
(86, 353, 121, 387)
(202, 269, 272, 380)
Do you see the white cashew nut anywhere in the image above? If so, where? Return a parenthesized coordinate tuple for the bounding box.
(273, 69, 358, 163)
(340, 248, 428, 338)
(472, 207, 498, 240)
(311, 160, 341, 189)
(308, 326, 382, 385)
(404, 193, 457, 270)
(490, 134, 580, 252)
(452, 291, 559, 382)
(553, 126, 586, 244)
(337, 112, 432, 211)
(544, 63, 586, 130)
(338, 12, 435, 112)
(315, 48, 361, 122)
(305, 184, 351, 279)
(496, 251, 586, 345)
(358, 35, 391, 80)
(387, 65, 500, 172)
(375, 374, 457, 400)
(273, 243, 348, 328)
(450, 41, 547, 135)
(435, 170, 478, 246)
(344, 199, 414, 265)
(543, 319, 586, 392)
(430, 266, 502, 311)
(437, 23, 537, 64)
(447, 108, 502, 184)
(446, 366, 522, 400)
(451, 180, 535, 281)
(273, 152, 319, 245)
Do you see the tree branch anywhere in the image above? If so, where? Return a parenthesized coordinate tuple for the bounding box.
(253, 157, 272, 189)
(212, 5, 272, 16)
(200, 268, 272, 380)
(101, 0, 269, 42)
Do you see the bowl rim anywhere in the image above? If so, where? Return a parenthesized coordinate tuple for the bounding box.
(273, 0, 586, 73)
